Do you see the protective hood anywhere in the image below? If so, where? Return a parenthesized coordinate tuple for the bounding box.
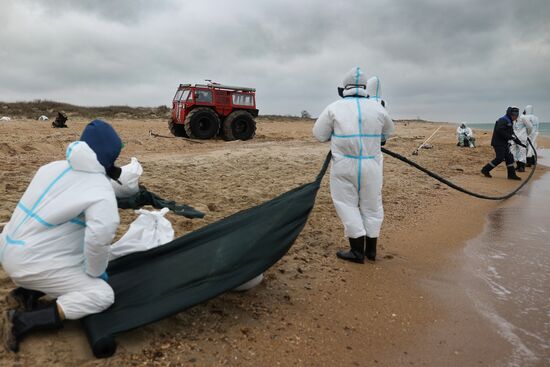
(80, 120, 122, 171)
(525, 105, 534, 115)
(506, 106, 519, 119)
(66, 141, 106, 173)
(366, 76, 382, 101)
(341, 67, 368, 98)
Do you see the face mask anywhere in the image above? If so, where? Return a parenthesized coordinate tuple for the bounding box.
(106, 166, 123, 185)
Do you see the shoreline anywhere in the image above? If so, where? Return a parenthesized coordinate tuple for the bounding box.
(0, 119, 548, 366)
(375, 141, 549, 366)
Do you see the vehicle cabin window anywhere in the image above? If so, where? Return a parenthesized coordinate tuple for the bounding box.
(232, 93, 254, 106)
(195, 90, 212, 103)
(179, 90, 190, 101)
(174, 90, 184, 101)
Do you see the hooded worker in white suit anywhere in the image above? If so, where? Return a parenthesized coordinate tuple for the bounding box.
(0, 120, 123, 353)
(523, 105, 539, 167)
(366, 76, 385, 107)
(313, 67, 394, 263)
(456, 123, 476, 147)
(510, 108, 533, 172)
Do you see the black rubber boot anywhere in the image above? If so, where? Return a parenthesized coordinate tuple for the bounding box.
(5, 288, 45, 312)
(365, 237, 377, 261)
(336, 236, 365, 264)
(481, 164, 493, 178)
(517, 162, 526, 172)
(1, 303, 62, 353)
(507, 166, 521, 180)
(526, 157, 533, 167)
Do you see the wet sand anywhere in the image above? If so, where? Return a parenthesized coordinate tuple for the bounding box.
(0, 117, 548, 366)
(461, 150, 550, 366)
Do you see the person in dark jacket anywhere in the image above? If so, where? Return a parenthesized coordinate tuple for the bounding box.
(481, 107, 524, 180)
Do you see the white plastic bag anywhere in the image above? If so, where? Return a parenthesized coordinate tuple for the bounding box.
(109, 208, 174, 261)
(111, 157, 143, 198)
(233, 274, 264, 292)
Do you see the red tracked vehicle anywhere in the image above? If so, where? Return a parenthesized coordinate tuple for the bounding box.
(169, 83, 258, 140)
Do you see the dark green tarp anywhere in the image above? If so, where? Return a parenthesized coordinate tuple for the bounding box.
(117, 186, 205, 219)
(82, 152, 331, 358)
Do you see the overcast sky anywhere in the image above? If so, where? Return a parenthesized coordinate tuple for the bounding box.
(1, 0, 548, 122)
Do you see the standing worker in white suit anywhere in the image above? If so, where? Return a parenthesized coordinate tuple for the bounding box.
(510, 109, 532, 172)
(313, 67, 394, 263)
(0, 120, 123, 352)
(523, 105, 539, 167)
(366, 75, 385, 107)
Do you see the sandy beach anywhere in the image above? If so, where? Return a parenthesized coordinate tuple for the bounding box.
(0, 117, 548, 366)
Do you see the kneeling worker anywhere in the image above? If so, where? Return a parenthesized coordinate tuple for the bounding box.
(313, 67, 394, 263)
(481, 107, 524, 180)
(0, 120, 123, 352)
(456, 123, 476, 147)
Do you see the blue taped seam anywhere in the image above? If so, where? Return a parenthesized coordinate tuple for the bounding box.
(17, 203, 55, 228)
(12, 166, 72, 235)
(69, 218, 86, 227)
(355, 96, 364, 191)
(344, 154, 376, 160)
(332, 133, 383, 138)
(5, 235, 25, 245)
(355, 67, 360, 97)
(66, 141, 80, 167)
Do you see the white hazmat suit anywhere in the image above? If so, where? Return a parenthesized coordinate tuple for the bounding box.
(510, 112, 532, 164)
(366, 76, 382, 103)
(524, 105, 539, 160)
(0, 141, 119, 319)
(313, 68, 394, 239)
(456, 124, 475, 147)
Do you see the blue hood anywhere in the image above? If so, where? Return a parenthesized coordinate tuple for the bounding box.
(80, 119, 122, 170)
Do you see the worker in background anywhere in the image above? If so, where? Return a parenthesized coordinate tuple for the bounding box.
(0, 120, 122, 352)
(366, 76, 386, 107)
(523, 105, 540, 167)
(510, 109, 532, 172)
(481, 107, 524, 180)
(313, 67, 394, 263)
(456, 123, 476, 148)
(52, 111, 68, 128)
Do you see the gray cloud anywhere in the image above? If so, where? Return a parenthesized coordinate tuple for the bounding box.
(0, 0, 548, 122)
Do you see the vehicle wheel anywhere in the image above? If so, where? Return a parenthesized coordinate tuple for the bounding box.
(168, 119, 188, 137)
(184, 108, 220, 139)
(222, 111, 256, 141)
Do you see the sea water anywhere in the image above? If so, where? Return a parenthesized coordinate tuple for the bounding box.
(464, 149, 550, 366)
(466, 122, 550, 137)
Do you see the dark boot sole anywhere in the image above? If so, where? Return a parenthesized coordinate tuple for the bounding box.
(0, 310, 18, 353)
(481, 170, 492, 178)
(336, 252, 364, 264)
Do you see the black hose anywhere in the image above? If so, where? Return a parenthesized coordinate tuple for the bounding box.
(381, 138, 537, 200)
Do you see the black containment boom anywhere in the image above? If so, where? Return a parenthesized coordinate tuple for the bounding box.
(82, 152, 332, 358)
